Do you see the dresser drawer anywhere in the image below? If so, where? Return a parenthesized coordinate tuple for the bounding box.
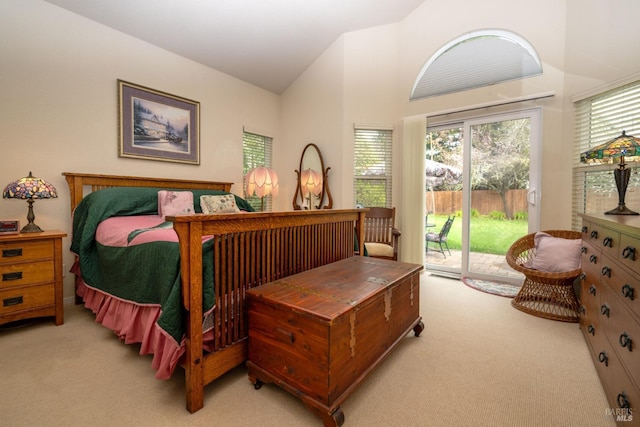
(0, 240, 54, 264)
(0, 260, 55, 289)
(602, 262, 639, 320)
(0, 284, 55, 316)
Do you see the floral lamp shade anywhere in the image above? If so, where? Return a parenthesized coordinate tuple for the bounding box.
(245, 166, 278, 211)
(300, 168, 323, 198)
(580, 131, 640, 215)
(2, 172, 58, 232)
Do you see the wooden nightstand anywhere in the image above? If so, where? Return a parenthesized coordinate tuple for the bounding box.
(0, 230, 67, 326)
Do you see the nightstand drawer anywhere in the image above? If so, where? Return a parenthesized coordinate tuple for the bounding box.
(0, 260, 54, 288)
(0, 240, 54, 264)
(0, 284, 54, 316)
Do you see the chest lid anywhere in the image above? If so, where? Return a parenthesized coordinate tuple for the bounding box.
(247, 257, 422, 321)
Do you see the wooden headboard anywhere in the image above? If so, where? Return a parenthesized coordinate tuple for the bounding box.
(62, 172, 233, 213)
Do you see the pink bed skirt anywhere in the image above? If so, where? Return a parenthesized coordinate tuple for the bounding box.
(74, 266, 215, 380)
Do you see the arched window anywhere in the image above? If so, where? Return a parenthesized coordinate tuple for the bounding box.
(410, 29, 542, 100)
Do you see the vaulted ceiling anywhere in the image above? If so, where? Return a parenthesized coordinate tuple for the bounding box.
(45, 0, 425, 94)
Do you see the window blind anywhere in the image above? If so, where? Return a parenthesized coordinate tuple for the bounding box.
(572, 80, 640, 229)
(353, 127, 393, 208)
(243, 130, 274, 211)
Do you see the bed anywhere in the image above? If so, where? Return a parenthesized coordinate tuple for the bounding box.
(63, 172, 366, 413)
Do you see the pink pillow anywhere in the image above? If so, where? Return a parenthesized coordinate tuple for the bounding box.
(158, 191, 194, 219)
(528, 232, 582, 273)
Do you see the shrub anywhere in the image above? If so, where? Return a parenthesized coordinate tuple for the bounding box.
(513, 211, 528, 220)
(488, 210, 507, 220)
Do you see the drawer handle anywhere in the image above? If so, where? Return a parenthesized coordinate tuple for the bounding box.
(598, 351, 608, 366)
(582, 226, 588, 233)
(581, 246, 587, 254)
(617, 392, 631, 409)
(579, 305, 586, 315)
(589, 285, 597, 296)
(591, 230, 598, 239)
(2, 271, 23, 281)
(601, 266, 611, 278)
(602, 237, 613, 248)
(619, 333, 633, 352)
(621, 284, 635, 301)
(589, 254, 597, 264)
(622, 246, 636, 261)
(600, 304, 610, 318)
(3, 296, 23, 307)
(2, 248, 23, 258)
(275, 327, 295, 344)
(587, 325, 595, 336)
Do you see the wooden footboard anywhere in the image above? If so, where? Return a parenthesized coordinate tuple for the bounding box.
(171, 210, 365, 413)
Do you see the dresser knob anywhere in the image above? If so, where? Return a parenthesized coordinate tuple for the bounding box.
(622, 246, 636, 261)
(582, 226, 588, 234)
(621, 284, 635, 301)
(601, 266, 611, 278)
(591, 230, 598, 239)
(581, 246, 587, 254)
(588, 325, 595, 336)
(2, 271, 23, 281)
(2, 248, 23, 258)
(600, 305, 610, 318)
(619, 333, 633, 352)
(589, 285, 597, 296)
(589, 254, 597, 264)
(602, 237, 613, 248)
(617, 392, 631, 409)
(598, 351, 609, 366)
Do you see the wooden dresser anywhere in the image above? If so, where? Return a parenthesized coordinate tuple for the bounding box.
(0, 230, 66, 326)
(579, 214, 639, 425)
(246, 256, 423, 426)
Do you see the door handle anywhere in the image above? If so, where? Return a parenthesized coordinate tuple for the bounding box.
(527, 189, 536, 206)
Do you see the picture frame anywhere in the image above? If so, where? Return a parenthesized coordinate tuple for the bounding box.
(118, 80, 200, 165)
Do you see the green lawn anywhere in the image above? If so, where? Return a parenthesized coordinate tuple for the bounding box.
(427, 215, 528, 255)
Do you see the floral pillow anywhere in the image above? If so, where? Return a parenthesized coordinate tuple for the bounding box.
(200, 194, 240, 214)
(157, 190, 194, 219)
(527, 232, 582, 272)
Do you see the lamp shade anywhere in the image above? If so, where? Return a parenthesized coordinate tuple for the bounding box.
(3, 171, 58, 199)
(246, 167, 279, 198)
(300, 168, 323, 197)
(580, 130, 640, 163)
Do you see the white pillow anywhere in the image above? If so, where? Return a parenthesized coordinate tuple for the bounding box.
(528, 232, 582, 273)
(200, 194, 240, 214)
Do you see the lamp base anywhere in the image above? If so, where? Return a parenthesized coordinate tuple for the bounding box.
(605, 205, 639, 215)
(20, 222, 44, 233)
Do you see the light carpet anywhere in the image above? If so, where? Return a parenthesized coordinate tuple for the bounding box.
(0, 273, 614, 427)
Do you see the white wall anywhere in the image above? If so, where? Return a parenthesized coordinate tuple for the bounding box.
(0, 0, 280, 298)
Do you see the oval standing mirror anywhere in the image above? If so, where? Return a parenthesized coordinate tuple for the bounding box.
(293, 143, 333, 210)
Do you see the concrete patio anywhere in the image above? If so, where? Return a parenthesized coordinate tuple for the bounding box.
(425, 249, 524, 281)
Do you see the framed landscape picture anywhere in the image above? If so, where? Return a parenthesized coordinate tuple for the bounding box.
(118, 80, 200, 164)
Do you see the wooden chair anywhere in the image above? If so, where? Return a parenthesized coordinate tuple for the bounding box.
(505, 230, 582, 322)
(426, 216, 454, 257)
(363, 207, 401, 261)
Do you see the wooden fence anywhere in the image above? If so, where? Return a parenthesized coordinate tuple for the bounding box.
(426, 189, 528, 216)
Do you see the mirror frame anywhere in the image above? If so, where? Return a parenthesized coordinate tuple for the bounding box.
(293, 143, 333, 210)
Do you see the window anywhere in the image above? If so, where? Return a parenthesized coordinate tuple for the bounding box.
(353, 127, 393, 207)
(572, 79, 640, 229)
(243, 130, 274, 211)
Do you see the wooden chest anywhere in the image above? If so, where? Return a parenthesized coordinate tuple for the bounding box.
(246, 256, 423, 426)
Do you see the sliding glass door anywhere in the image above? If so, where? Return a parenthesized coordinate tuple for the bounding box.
(425, 109, 541, 283)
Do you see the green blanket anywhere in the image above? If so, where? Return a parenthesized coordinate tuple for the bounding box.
(71, 187, 253, 343)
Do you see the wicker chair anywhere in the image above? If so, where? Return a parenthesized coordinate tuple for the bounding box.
(505, 230, 582, 323)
